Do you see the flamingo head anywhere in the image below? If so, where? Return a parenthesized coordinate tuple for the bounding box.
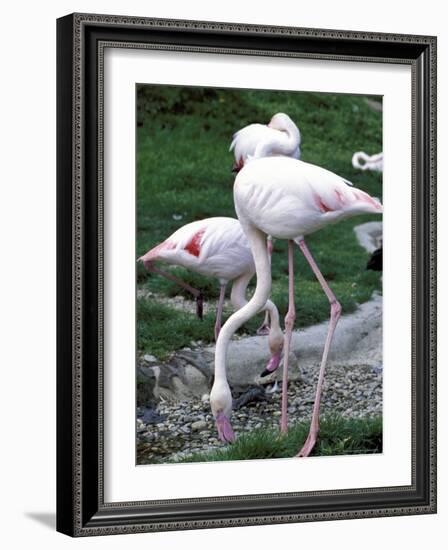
(210, 380, 235, 443)
(215, 412, 235, 443)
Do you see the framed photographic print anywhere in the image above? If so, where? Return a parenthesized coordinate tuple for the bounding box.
(56, 13, 437, 536)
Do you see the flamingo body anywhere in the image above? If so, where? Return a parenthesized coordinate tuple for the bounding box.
(234, 157, 382, 240)
(230, 113, 301, 171)
(140, 217, 284, 425)
(140, 217, 255, 284)
(212, 156, 382, 452)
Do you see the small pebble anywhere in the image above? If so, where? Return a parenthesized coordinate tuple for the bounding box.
(191, 420, 207, 431)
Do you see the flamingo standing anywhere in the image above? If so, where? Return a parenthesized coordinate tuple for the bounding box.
(139, 218, 284, 415)
(230, 112, 301, 172)
(210, 157, 383, 456)
(229, 112, 301, 331)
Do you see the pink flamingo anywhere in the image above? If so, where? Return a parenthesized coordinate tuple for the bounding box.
(230, 113, 301, 172)
(139, 217, 283, 392)
(230, 112, 301, 330)
(210, 157, 383, 455)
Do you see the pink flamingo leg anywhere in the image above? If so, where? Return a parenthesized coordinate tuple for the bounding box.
(280, 240, 296, 434)
(144, 261, 204, 319)
(214, 283, 227, 341)
(296, 239, 342, 457)
(256, 237, 274, 336)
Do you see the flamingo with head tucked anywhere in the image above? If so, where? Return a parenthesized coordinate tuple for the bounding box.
(352, 151, 383, 172)
(210, 157, 383, 456)
(230, 112, 301, 172)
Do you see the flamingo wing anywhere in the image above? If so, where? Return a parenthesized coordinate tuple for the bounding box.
(140, 217, 254, 282)
(234, 157, 382, 240)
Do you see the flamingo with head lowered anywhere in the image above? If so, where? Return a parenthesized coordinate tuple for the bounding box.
(230, 113, 301, 172)
(139, 217, 283, 428)
(210, 156, 383, 456)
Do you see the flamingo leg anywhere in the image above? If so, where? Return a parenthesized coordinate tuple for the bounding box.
(144, 261, 204, 319)
(280, 240, 296, 434)
(295, 239, 342, 457)
(256, 236, 274, 335)
(214, 283, 227, 341)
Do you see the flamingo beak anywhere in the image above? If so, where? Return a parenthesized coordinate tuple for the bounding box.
(216, 412, 235, 443)
(260, 349, 282, 378)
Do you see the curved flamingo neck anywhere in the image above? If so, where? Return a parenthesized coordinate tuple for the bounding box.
(229, 270, 254, 310)
(214, 226, 271, 381)
(282, 120, 300, 151)
(254, 122, 300, 159)
(230, 270, 281, 337)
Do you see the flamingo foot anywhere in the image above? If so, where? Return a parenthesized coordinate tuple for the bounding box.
(260, 350, 282, 378)
(296, 431, 318, 457)
(256, 323, 270, 336)
(216, 412, 235, 443)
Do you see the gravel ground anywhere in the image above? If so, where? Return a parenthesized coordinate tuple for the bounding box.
(136, 362, 382, 464)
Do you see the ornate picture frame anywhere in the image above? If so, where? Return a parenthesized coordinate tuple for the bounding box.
(56, 13, 436, 536)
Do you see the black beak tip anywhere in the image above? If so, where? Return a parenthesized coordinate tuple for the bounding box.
(260, 369, 270, 378)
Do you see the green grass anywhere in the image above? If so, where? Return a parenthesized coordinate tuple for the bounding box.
(137, 299, 267, 360)
(168, 416, 382, 464)
(136, 86, 383, 358)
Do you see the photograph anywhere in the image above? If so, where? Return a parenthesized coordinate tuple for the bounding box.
(54, 9, 436, 538)
(135, 84, 384, 465)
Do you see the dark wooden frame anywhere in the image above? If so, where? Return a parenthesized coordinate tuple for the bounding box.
(57, 13, 437, 537)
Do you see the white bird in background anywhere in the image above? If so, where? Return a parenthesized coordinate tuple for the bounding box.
(210, 157, 383, 456)
(230, 112, 301, 172)
(352, 151, 383, 172)
(139, 218, 283, 434)
(352, 152, 384, 271)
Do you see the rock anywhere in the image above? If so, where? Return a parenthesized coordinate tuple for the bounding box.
(191, 420, 207, 431)
(139, 291, 382, 406)
(141, 407, 166, 425)
(136, 367, 157, 408)
(143, 354, 157, 363)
